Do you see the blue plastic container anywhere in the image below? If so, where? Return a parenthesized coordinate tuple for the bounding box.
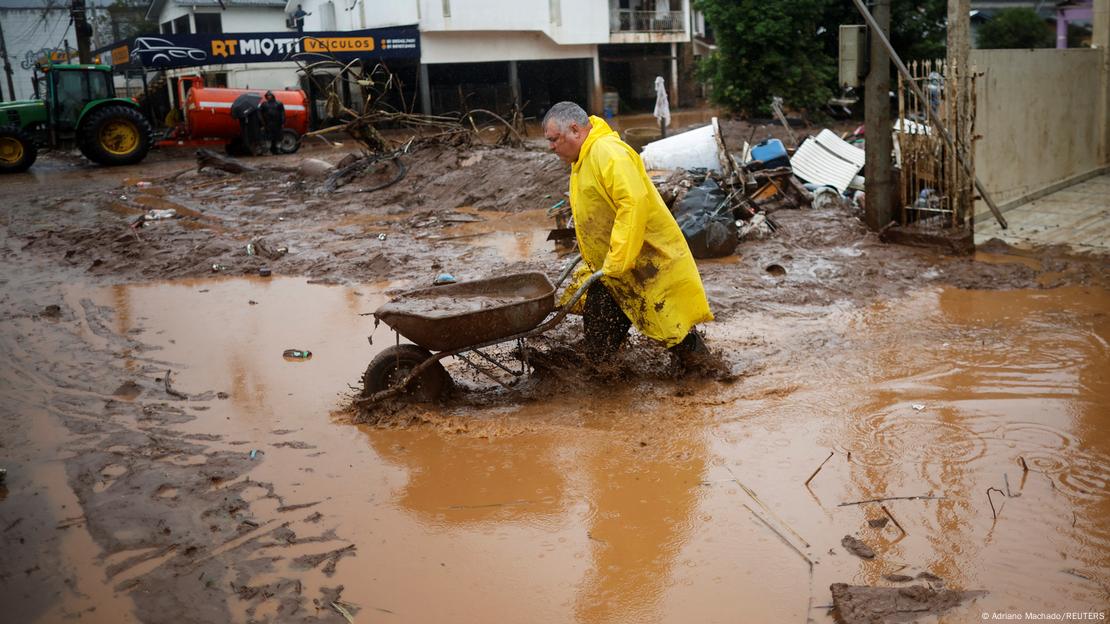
(750, 138, 790, 169)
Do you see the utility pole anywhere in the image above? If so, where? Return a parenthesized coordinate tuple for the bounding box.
(947, 0, 972, 227)
(0, 19, 15, 100)
(71, 0, 93, 64)
(864, 0, 894, 231)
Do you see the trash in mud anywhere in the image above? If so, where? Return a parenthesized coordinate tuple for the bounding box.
(829, 582, 986, 624)
(283, 349, 313, 361)
(259, 267, 272, 277)
(41, 304, 62, 318)
(912, 404, 925, 411)
(791, 129, 866, 193)
(112, 381, 143, 399)
(248, 239, 288, 260)
(766, 264, 787, 277)
(249, 449, 261, 459)
(812, 186, 847, 211)
(868, 517, 890, 528)
(0, 468, 6, 485)
(916, 571, 943, 584)
(841, 535, 876, 559)
(433, 273, 457, 285)
(748, 137, 790, 169)
(211, 264, 228, 272)
(738, 213, 775, 241)
(378, 233, 387, 241)
(641, 119, 727, 172)
(144, 208, 177, 220)
(298, 158, 336, 178)
(672, 177, 738, 258)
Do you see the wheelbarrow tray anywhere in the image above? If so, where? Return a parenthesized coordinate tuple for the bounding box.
(374, 272, 555, 352)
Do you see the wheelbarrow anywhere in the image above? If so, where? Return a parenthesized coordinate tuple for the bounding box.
(360, 256, 600, 404)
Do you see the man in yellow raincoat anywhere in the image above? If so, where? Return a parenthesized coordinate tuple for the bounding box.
(542, 101, 713, 362)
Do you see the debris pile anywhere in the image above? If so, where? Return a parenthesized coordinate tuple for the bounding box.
(631, 117, 868, 259)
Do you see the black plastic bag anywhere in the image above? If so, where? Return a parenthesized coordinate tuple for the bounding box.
(672, 178, 737, 258)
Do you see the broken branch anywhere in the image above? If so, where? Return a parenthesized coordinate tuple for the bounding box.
(880, 504, 907, 535)
(986, 487, 1006, 520)
(838, 494, 945, 507)
(804, 450, 834, 487)
(164, 369, 188, 400)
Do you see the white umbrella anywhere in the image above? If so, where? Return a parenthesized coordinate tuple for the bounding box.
(653, 76, 671, 130)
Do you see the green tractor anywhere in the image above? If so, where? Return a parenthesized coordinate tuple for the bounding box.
(0, 63, 153, 174)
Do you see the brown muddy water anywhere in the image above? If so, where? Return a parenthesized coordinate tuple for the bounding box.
(4, 275, 1109, 623)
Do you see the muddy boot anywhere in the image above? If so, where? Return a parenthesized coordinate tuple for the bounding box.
(670, 329, 723, 376)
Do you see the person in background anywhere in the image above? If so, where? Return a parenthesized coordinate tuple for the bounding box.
(258, 91, 285, 155)
(292, 5, 311, 32)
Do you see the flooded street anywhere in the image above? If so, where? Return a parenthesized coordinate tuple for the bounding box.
(1, 146, 1107, 623)
(6, 271, 1107, 622)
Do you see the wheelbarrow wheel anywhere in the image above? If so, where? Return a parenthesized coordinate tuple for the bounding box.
(362, 344, 451, 402)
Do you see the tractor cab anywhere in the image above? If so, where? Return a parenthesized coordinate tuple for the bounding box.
(45, 64, 116, 133)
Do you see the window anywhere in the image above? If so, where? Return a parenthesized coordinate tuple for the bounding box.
(194, 13, 222, 33)
(172, 15, 191, 34)
(160, 21, 173, 34)
(88, 71, 112, 101)
(205, 72, 228, 87)
(52, 70, 87, 129)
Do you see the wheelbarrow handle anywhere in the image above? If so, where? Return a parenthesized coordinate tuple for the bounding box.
(562, 269, 604, 309)
(554, 253, 582, 290)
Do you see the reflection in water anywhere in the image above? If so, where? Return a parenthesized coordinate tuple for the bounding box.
(574, 438, 706, 624)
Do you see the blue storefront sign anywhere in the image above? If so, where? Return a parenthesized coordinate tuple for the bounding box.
(99, 25, 419, 70)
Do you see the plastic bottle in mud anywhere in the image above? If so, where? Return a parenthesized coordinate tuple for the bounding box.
(283, 349, 312, 360)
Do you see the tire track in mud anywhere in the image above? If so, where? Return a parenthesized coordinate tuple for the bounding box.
(0, 245, 362, 623)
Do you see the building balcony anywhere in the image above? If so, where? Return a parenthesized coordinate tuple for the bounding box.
(610, 9, 685, 33)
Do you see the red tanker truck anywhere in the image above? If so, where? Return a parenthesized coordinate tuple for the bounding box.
(161, 76, 309, 154)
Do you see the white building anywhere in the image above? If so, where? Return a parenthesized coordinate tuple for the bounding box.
(289, 0, 695, 116)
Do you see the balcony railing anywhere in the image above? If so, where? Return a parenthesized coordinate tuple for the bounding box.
(610, 9, 685, 33)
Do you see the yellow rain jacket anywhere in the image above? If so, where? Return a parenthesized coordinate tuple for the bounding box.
(565, 116, 713, 347)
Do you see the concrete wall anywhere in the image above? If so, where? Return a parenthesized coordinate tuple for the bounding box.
(972, 48, 1106, 212)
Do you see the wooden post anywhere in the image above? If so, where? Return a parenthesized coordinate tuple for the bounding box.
(864, 0, 894, 231)
(947, 0, 971, 227)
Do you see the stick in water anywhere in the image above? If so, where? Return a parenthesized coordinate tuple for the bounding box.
(804, 451, 835, 487)
(986, 487, 1006, 520)
(880, 504, 907, 535)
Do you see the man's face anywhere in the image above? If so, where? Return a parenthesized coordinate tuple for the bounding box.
(544, 120, 586, 164)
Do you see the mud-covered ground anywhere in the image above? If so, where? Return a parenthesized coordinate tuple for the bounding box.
(1, 122, 1107, 624)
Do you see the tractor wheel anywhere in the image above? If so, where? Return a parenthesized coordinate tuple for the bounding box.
(78, 106, 153, 166)
(0, 125, 37, 174)
(278, 129, 301, 154)
(362, 344, 451, 403)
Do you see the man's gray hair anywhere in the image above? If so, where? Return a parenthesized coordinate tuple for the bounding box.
(542, 101, 589, 132)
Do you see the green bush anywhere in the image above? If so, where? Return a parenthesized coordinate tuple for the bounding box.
(976, 8, 1053, 49)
